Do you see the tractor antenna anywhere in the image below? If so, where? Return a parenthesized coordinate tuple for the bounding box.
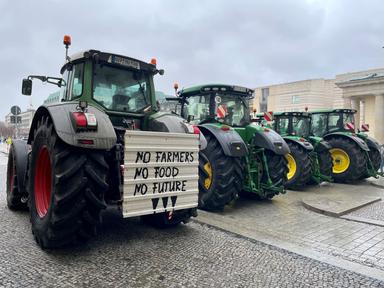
(63, 35, 72, 62)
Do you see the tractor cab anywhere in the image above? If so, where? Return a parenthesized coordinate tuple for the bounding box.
(310, 109, 356, 137)
(23, 49, 164, 129)
(273, 112, 311, 138)
(176, 84, 253, 127)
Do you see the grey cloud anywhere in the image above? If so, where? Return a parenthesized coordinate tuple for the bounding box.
(0, 0, 383, 119)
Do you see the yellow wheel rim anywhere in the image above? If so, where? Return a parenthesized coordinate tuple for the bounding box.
(330, 148, 350, 174)
(203, 162, 213, 189)
(285, 154, 297, 180)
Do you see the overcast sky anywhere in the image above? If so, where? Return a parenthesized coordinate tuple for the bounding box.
(1, 0, 383, 119)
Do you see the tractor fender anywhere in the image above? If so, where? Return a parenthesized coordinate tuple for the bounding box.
(28, 104, 117, 150)
(283, 137, 314, 151)
(147, 113, 207, 150)
(323, 132, 369, 151)
(252, 128, 290, 155)
(10, 140, 29, 194)
(198, 124, 248, 157)
(313, 139, 331, 153)
(365, 136, 381, 152)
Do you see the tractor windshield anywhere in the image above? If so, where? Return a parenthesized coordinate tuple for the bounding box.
(328, 112, 355, 132)
(292, 116, 310, 137)
(311, 111, 355, 136)
(93, 64, 151, 113)
(275, 115, 310, 137)
(185, 93, 249, 126)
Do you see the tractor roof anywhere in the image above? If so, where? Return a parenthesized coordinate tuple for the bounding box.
(179, 84, 254, 97)
(273, 111, 311, 117)
(60, 50, 157, 74)
(310, 108, 357, 114)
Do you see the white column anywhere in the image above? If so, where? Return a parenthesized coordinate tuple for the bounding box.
(374, 94, 384, 144)
(351, 98, 360, 129)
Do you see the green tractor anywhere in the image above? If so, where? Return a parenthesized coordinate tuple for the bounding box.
(6, 36, 202, 249)
(168, 84, 290, 211)
(257, 112, 333, 188)
(310, 109, 382, 182)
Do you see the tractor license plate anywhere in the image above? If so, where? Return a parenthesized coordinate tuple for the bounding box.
(122, 130, 199, 218)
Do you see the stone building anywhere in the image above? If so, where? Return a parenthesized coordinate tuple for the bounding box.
(252, 67, 384, 143)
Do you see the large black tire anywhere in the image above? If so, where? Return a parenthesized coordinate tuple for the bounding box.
(28, 117, 109, 249)
(198, 133, 244, 211)
(141, 209, 197, 228)
(261, 150, 288, 199)
(6, 141, 28, 210)
(369, 147, 381, 171)
(318, 149, 333, 179)
(285, 142, 312, 189)
(327, 137, 366, 182)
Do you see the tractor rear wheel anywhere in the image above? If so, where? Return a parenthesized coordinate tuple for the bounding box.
(327, 137, 366, 182)
(198, 133, 244, 211)
(318, 149, 333, 179)
(28, 117, 108, 248)
(369, 146, 381, 171)
(261, 150, 288, 199)
(285, 143, 312, 189)
(6, 141, 28, 210)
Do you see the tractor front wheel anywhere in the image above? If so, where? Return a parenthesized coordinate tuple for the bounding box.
(28, 117, 109, 248)
(285, 143, 312, 189)
(6, 141, 28, 210)
(327, 137, 366, 182)
(198, 133, 244, 211)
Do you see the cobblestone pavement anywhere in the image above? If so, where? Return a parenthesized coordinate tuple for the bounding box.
(197, 183, 384, 272)
(346, 201, 384, 222)
(1, 155, 384, 287)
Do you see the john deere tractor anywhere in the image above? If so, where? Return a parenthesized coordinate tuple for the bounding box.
(6, 36, 202, 249)
(169, 84, 290, 210)
(258, 112, 333, 188)
(310, 109, 382, 182)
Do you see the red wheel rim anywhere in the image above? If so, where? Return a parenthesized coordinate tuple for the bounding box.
(34, 146, 52, 218)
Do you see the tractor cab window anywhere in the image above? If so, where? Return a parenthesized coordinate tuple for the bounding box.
(311, 113, 327, 137)
(185, 94, 210, 124)
(93, 64, 150, 113)
(343, 113, 355, 126)
(71, 63, 84, 98)
(59, 69, 69, 101)
(214, 94, 248, 126)
(328, 112, 354, 132)
(292, 116, 310, 137)
(276, 117, 289, 135)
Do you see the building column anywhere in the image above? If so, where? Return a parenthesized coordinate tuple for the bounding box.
(374, 94, 384, 144)
(351, 98, 360, 129)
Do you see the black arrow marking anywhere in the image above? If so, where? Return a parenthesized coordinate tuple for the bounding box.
(171, 196, 177, 207)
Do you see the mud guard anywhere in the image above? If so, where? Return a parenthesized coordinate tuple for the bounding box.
(283, 137, 314, 151)
(198, 124, 248, 157)
(314, 140, 331, 152)
(323, 132, 369, 151)
(28, 104, 117, 150)
(10, 140, 29, 194)
(147, 113, 207, 150)
(252, 129, 290, 155)
(365, 136, 381, 151)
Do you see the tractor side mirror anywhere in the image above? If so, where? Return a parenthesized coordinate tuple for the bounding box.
(22, 79, 32, 95)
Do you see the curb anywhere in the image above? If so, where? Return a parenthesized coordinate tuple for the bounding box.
(341, 215, 384, 227)
(302, 197, 381, 217)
